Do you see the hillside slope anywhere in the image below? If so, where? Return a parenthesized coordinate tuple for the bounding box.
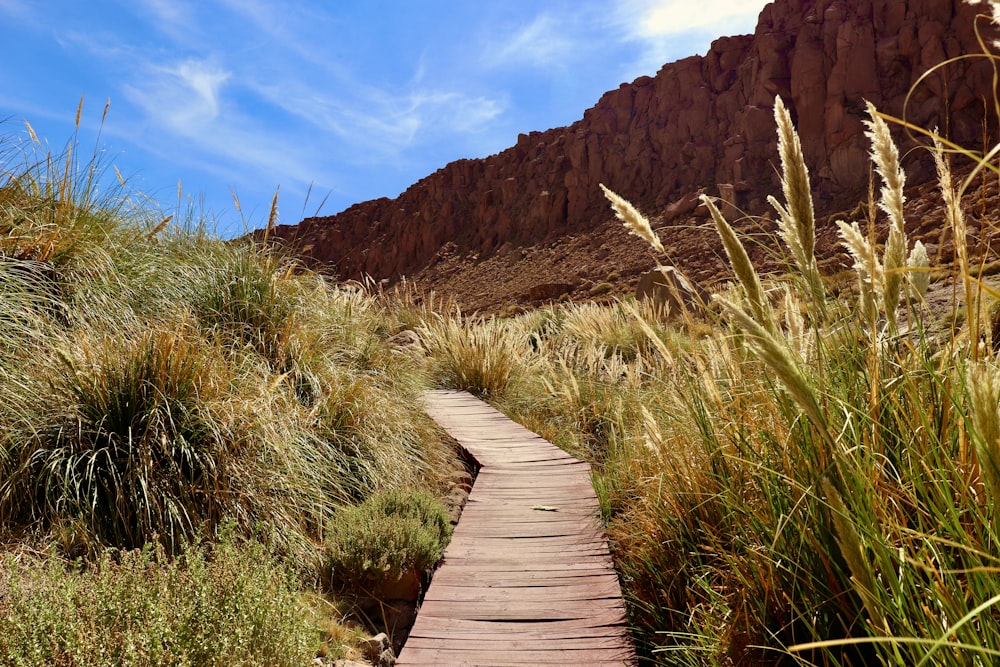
(267, 0, 998, 311)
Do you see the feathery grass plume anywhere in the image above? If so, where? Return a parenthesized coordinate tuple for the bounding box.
(822, 479, 887, 633)
(864, 101, 908, 319)
(968, 362, 1000, 509)
(263, 185, 279, 244)
(639, 404, 665, 466)
(907, 240, 930, 301)
(783, 285, 810, 360)
(771, 96, 825, 310)
(837, 219, 883, 327)
(714, 295, 832, 452)
(599, 184, 664, 253)
(932, 134, 979, 347)
(701, 194, 777, 335)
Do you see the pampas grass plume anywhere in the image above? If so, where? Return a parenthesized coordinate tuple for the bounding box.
(837, 219, 883, 324)
(968, 362, 1000, 507)
(907, 240, 930, 300)
(932, 136, 968, 272)
(702, 194, 776, 335)
(864, 101, 907, 317)
(600, 184, 664, 253)
(823, 479, 886, 631)
(773, 97, 816, 271)
(714, 295, 829, 448)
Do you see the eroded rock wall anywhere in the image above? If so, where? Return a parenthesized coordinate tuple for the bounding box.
(270, 0, 997, 282)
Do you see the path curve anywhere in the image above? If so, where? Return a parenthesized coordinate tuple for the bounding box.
(397, 390, 637, 666)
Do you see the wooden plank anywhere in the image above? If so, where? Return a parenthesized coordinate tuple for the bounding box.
(398, 390, 636, 666)
(449, 535, 608, 547)
(430, 573, 621, 588)
(415, 602, 624, 621)
(408, 615, 629, 634)
(439, 555, 616, 567)
(408, 625, 628, 642)
(402, 636, 632, 650)
(397, 647, 634, 664)
(423, 581, 624, 602)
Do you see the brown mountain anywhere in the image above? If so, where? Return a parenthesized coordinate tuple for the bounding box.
(267, 0, 998, 312)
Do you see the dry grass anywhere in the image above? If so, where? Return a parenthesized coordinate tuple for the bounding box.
(434, 90, 1000, 665)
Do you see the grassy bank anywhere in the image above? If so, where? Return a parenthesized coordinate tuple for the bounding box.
(0, 117, 455, 664)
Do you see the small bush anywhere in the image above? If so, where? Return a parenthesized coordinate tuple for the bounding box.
(0, 537, 315, 666)
(589, 281, 613, 296)
(325, 488, 451, 593)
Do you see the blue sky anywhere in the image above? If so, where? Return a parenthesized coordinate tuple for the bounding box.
(0, 0, 768, 238)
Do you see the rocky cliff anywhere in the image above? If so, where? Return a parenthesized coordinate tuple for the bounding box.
(268, 0, 998, 303)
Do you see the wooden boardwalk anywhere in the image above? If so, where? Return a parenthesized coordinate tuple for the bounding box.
(397, 390, 636, 666)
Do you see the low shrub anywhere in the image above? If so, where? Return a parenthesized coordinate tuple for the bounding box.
(0, 536, 315, 666)
(325, 488, 452, 594)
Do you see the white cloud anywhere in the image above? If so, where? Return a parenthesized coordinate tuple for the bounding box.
(614, 0, 769, 76)
(484, 14, 576, 69)
(621, 0, 767, 37)
(124, 57, 231, 131)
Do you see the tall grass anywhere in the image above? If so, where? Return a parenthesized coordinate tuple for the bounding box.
(419, 309, 532, 398)
(436, 79, 1000, 664)
(0, 113, 455, 661)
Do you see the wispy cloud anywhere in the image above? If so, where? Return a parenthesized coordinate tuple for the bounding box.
(247, 78, 505, 160)
(484, 13, 577, 69)
(123, 57, 231, 131)
(0, 1, 39, 25)
(129, 0, 192, 27)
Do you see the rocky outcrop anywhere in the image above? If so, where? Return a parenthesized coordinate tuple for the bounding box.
(636, 266, 710, 318)
(269, 0, 997, 285)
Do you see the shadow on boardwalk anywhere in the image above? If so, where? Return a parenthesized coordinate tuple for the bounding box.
(397, 390, 637, 666)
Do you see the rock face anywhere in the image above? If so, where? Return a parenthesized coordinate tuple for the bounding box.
(269, 0, 997, 286)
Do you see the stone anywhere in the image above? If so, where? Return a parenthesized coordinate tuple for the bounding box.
(527, 282, 575, 301)
(361, 633, 391, 663)
(386, 330, 423, 353)
(448, 469, 473, 492)
(635, 266, 710, 318)
(445, 487, 470, 524)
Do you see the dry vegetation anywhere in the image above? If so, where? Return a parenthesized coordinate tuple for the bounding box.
(0, 107, 456, 664)
(6, 7, 1000, 667)
(418, 64, 1000, 666)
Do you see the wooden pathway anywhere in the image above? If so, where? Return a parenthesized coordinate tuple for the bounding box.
(397, 390, 636, 666)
